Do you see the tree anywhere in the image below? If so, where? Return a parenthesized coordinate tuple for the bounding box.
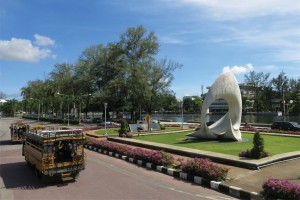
(244, 71, 271, 112)
(0, 99, 20, 116)
(0, 91, 6, 99)
(20, 25, 182, 122)
(271, 71, 289, 114)
(288, 78, 300, 114)
(117, 26, 181, 120)
(156, 91, 178, 113)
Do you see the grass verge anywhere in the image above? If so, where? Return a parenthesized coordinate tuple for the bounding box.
(134, 131, 300, 156)
(95, 128, 119, 135)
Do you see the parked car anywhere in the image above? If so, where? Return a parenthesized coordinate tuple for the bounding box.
(81, 117, 92, 123)
(271, 121, 300, 131)
(99, 121, 120, 127)
(92, 117, 101, 123)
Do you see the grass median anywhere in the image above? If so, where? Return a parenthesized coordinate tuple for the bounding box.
(134, 131, 300, 156)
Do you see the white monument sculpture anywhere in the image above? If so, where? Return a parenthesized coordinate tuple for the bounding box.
(190, 71, 242, 141)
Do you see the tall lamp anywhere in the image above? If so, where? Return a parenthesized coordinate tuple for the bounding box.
(104, 103, 108, 135)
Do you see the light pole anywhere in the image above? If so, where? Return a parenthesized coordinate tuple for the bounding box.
(181, 100, 184, 129)
(57, 92, 70, 126)
(104, 102, 108, 135)
(67, 101, 70, 126)
(30, 98, 40, 122)
(38, 100, 40, 122)
(287, 100, 294, 122)
(79, 94, 92, 125)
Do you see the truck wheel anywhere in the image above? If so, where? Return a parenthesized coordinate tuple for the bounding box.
(26, 160, 32, 167)
(41, 175, 50, 183)
(72, 172, 79, 180)
(35, 167, 41, 178)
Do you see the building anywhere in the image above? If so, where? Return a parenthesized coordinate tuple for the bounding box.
(207, 84, 256, 114)
(0, 99, 7, 105)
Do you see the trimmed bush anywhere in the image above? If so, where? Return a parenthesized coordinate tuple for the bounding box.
(251, 131, 265, 159)
(180, 158, 229, 181)
(239, 131, 269, 159)
(118, 120, 129, 137)
(262, 177, 300, 199)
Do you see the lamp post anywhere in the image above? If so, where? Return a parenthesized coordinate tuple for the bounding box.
(181, 100, 184, 129)
(57, 92, 70, 126)
(104, 102, 108, 135)
(30, 98, 40, 122)
(38, 100, 40, 122)
(283, 100, 294, 121)
(79, 94, 92, 125)
(287, 100, 294, 122)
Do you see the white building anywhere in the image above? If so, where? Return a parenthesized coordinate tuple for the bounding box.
(0, 99, 7, 105)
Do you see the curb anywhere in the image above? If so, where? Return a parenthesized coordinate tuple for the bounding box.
(84, 144, 262, 200)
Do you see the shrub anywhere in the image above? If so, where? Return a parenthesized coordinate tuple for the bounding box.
(118, 120, 129, 136)
(158, 122, 166, 130)
(251, 131, 265, 159)
(180, 158, 229, 181)
(127, 148, 175, 167)
(262, 177, 300, 199)
(239, 131, 269, 159)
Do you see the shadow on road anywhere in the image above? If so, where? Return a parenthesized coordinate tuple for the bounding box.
(0, 161, 47, 189)
(0, 161, 75, 189)
(0, 140, 21, 146)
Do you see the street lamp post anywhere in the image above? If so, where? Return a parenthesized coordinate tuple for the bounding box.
(57, 92, 70, 126)
(181, 101, 184, 129)
(67, 101, 70, 126)
(104, 102, 108, 135)
(78, 94, 92, 125)
(38, 100, 40, 122)
(283, 100, 294, 121)
(30, 98, 40, 122)
(287, 100, 294, 122)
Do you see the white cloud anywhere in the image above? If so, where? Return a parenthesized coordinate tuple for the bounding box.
(159, 36, 185, 44)
(222, 63, 253, 75)
(0, 36, 55, 62)
(175, 0, 300, 20)
(162, 0, 300, 62)
(34, 34, 55, 46)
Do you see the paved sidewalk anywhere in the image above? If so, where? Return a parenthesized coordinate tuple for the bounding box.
(223, 158, 300, 193)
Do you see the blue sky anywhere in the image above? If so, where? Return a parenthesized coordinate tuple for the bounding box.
(1, 0, 300, 100)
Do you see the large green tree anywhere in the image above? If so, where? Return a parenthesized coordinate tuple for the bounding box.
(244, 71, 271, 112)
(20, 25, 182, 122)
(271, 71, 289, 114)
(117, 26, 181, 120)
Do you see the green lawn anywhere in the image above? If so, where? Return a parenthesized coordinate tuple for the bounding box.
(95, 128, 119, 135)
(94, 126, 181, 136)
(135, 131, 300, 156)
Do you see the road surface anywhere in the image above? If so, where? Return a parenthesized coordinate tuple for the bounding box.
(0, 118, 236, 200)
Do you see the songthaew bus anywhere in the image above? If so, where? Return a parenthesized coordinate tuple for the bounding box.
(22, 129, 86, 182)
(10, 121, 29, 143)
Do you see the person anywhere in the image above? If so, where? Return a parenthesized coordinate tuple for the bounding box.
(18, 127, 24, 139)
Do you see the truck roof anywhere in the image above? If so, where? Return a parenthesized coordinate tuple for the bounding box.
(27, 129, 84, 140)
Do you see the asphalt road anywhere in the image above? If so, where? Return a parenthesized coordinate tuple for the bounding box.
(0, 118, 236, 200)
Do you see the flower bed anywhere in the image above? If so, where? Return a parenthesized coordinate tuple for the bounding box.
(86, 138, 229, 181)
(240, 127, 300, 135)
(239, 149, 269, 159)
(262, 177, 300, 199)
(180, 158, 229, 181)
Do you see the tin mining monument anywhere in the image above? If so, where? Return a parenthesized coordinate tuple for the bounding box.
(189, 71, 242, 141)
